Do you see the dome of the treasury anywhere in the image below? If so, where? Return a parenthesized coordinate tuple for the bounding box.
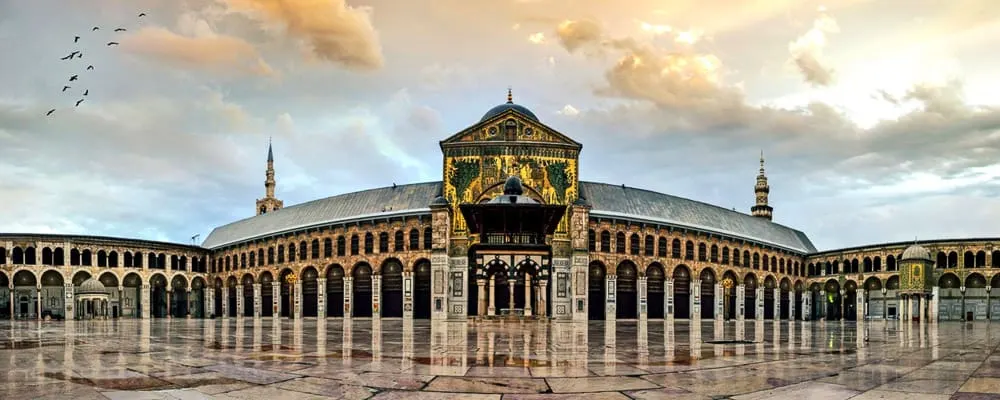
(901, 244, 933, 261)
(76, 277, 107, 295)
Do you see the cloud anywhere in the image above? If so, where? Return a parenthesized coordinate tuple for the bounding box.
(555, 19, 603, 52)
(218, 0, 384, 70)
(787, 13, 839, 86)
(557, 104, 580, 116)
(122, 26, 274, 77)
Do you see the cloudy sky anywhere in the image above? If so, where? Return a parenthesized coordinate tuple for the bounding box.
(1, 0, 998, 251)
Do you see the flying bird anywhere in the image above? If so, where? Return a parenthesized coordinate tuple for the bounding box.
(114, 28, 126, 32)
(92, 26, 99, 31)
(75, 52, 83, 59)
(138, 13, 146, 17)
(83, 89, 89, 96)
(106, 42, 119, 46)
(86, 65, 94, 70)
(69, 75, 78, 81)
(74, 36, 80, 43)
(60, 54, 73, 60)
(75, 99, 84, 107)
(62, 86, 71, 92)
(46, 109, 55, 116)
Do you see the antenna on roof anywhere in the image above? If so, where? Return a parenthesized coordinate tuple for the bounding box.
(393, 182, 397, 189)
(191, 234, 200, 245)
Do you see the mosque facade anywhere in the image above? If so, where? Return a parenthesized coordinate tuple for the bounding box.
(0, 94, 996, 323)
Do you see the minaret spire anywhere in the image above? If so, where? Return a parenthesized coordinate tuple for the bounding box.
(751, 150, 773, 221)
(256, 138, 283, 216)
(507, 87, 513, 104)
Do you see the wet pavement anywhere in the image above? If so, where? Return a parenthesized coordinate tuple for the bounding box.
(1, 317, 999, 399)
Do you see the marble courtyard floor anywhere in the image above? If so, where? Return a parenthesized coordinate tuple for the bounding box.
(2, 318, 1000, 400)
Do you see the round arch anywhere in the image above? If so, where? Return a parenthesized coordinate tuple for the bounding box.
(588, 261, 607, 320)
(646, 263, 666, 319)
(325, 265, 345, 318)
(352, 262, 374, 317)
(380, 259, 404, 318)
(672, 264, 691, 319)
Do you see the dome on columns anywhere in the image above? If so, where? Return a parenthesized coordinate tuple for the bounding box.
(901, 244, 932, 261)
(77, 277, 107, 295)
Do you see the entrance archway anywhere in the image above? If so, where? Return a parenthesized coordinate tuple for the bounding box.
(352, 263, 373, 317)
(259, 272, 274, 317)
(616, 261, 638, 319)
(588, 261, 606, 320)
(190, 277, 206, 318)
(672, 265, 691, 319)
(763, 276, 776, 319)
(241, 274, 254, 317)
(700, 269, 716, 319)
(844, 280, 858, 321)
(779, 278, 791, 320)
(380, 259, 403, 318)
(278, 269, 293, 317)
(413, 260, 431, 319)
(301, 267, 318, 317)
(39, 270, 65, 319)
(824, 279, 841, 320)
(646, 263, 665, 319)
(171, 275, 189, 318)
(13, 270, 37, 319)
(149, 274, 168, 318)
(721, 270, 739, 320)
(225, 276, 238, 317)
(744, 273, 757, 319)
(122, 273, 141, 318)
(213, 278, 223, 318)
(325, 265, 344, 317)
(0, 272, 8, 319)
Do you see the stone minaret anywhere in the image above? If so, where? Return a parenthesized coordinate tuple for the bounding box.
(255, 140, 283, 216)
(750, 151, 773, 221)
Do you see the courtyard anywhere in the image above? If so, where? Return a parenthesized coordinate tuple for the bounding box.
(1, 318, 999, 399)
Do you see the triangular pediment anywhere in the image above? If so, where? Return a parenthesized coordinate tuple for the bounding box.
(440, 107, 582, 150)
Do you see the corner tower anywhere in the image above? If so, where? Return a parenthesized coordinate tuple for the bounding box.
(751, 151, 773, 221)
(256, 140, 283, 216)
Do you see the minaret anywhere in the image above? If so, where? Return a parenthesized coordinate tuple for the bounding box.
(750, 150, 773, 221)
(255, 139, 284, 216)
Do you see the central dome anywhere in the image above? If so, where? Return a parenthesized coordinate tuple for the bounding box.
(479, 89, 539, 122)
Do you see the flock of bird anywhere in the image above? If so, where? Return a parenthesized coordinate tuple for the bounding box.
(46, 12, 147, 117)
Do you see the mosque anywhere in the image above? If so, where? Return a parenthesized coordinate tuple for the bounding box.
(1, 92, 996, 323)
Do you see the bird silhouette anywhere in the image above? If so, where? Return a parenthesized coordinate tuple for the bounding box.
(69, 75, 78, 82)
(114, 28, 126, 32)
(75, 99, 84, 107)
(106, 42, 119, 46)
(86, 65, 94, 70)
(76, 52, 83, 59)
(92, 26, 99, 31)
(46, 109, 55, 116)
(60, 54, 73, 60)
(83, 89, 89, 96)
(62, 86, 71, 92)
(138, 13, 146, 17)
(74, 36, 80, 43)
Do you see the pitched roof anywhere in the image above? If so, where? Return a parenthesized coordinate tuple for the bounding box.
(201, 182, 442, 249)
(579, 181, 817, 253)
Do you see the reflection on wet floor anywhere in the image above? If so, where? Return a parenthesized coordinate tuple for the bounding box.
(1, 318, 1000, 399)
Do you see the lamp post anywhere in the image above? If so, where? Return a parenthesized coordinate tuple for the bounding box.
(721, 278, 734, 320)
(285, 273, 297, 319)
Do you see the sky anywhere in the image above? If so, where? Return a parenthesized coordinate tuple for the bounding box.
(1, 0, 999, 251)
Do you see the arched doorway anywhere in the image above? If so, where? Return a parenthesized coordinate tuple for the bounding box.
(824, 279, 841, 320)
(325, 265, 344, 317)
(149, 274, 168, 318)
(862, 277, 882, 319)
(172, 275, 189, 318)
(301, 267, 319, 317)
(721, 271, 739, 320)
(40, 270, 65, 319)
(794, 281, 804, 320)
(0, 272, 8, 319)
(885, 276, 900, 319)
(259, 272, 274, 317)
(965, 273, 987, 320)
(352, 263, 373, 317)
(588, 261, 606, 320)
(226, 276, 238, 317)
(991, 275, 1000, 320)
(279, 269, 293, 317)
(380, 260, 403, 318)
(122, 273, 141, 318)
(213, 278, 224, 318)
(98, 273, 120, 318)
(744, 273, 758, 319)
(241, 274, 254, 317)
(616, 261, 638, 319)
(646, 263, 665, 319)
(700, 269, 716, 319)
(191, 277, 206, 318)
(413, 260, 431, 319)
(763, 276, 776, 319)
(513, 258, 540, 315)
(673, 265, 691, 319)
(844, 280, 858, 321)
(485, 258, 511, 314)
(13, 270, 38, 319)
(937, 273, 962, 320)
(779, 278, 791, 320)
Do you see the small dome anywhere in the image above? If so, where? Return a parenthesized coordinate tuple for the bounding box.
(901, 244, 932, 261)
(76, 277, 107, 295)
(480, 103, 539, 122)
(503, 176, 524, 195)
(430, 195, 449, 206)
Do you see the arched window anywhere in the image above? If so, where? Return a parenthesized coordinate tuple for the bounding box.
(277, 245, 285, 263)
(350, 235, 359, 255)
(423, 227, 433, 250)
(743, 250, 750, 267)
(288, 243, 296, 262)
(697, 243, 706, 261)
(644, 235, 654, 256)
(268, 247, 275, 264)
(299, 241, 307, 260)
(732, 249, 740, 266)
(615, 232, 626, 254)
(629, 233, 640, 255)
(600, 231, 611, 252)
(588, 230, 596, 252)
(410, 229, 420, 250)
(672, 239, 682, 258)
(710, 245, 718, 262)
(323, 238, 332, 257)
(378, 232, 389, 253)
(225, 256, 231, 271)
(685, 241, 694, 260)
(337, 236, 346, 256)
(752, 253, 760, 269)
(249, 251, 256, 267)
(257, 249, 264, 265)
(394, 231, 405, 251)
(658, 237, 667, 257)
(721, 247, 730, 264)
(761, 254, 768, 270)
(241, 253, 247, 269)
(311, 239, 320, 259)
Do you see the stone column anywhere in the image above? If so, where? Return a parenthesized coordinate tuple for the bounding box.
(142, 284, 151, 319)
(402, 272, 413, 321)
(317, 278, 326, 319)
(185, 289, 192, 318)
(714, 283, 723, 322)
(35, 287, 41, 320)
(572, 254, 589, 322)
(294, 281, 302, 320)
(253, 284, 261, 318)
(343, 277, 353, 318)
(931, 287, 940, 322)
(736, 284, 745, 323)
(857, 289, 865, 321)
(221, 286, 229, 318)
(64, 283, 74, 320)
(638, 276, 647, 321)
(524, 274, 533, 317)
(790, 291, 796, 321)
(271, 283, 280, 318)
(234, 285, 242, 319)
(430, 253, 448, 321)
(801, 292, 809, 321)
(665, 279, 674, 323)
(606, 274, 617, 323)
(774, 288, 781, 320)
(487, 276, 496, 316)
(755, 286, 764, 322)
(206, 287, 214, 318)
(446, 256, 468, 320)
(372, 275, 381, 319)
(920, 295, 928, 323)
(819, 290, 826, 320)
(539, 280, 548, 317)
(839, 290, 845, 321)
(691, 278, 701, 320)
(477, 279, 486, 317)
